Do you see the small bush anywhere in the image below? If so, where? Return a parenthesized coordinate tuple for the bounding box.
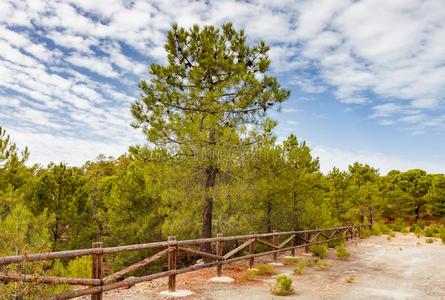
(293, 263, 305, 275)
(327, 238, 342, 248)
(410, 223, 422, 232)
(303, 258, 318, 267)
(336, 244, 350, 260)
(400, 227, 409, 233)
(371, 224, 382, 236)
(388, 231, 395, 238)
(360, 228, 372, 238)
(439, 229, 445, 244)
(425, 238, 434, 244)
(414, 226, 423, 236)
(271, 275, 294, 296)
(391, 219, 405, 232)
(316, 260, 332, 269)
(241, 268, 259, 280)
(310, 244, 328, 259)
(425, 226, 439, 237)
(283, 256, 302, 266)
(256, 264, 276, 276)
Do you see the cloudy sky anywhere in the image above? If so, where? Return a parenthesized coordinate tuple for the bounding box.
(1, 0, 444, 174)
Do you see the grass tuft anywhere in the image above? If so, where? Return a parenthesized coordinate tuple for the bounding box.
(336, 244, 350, 260)
(310, 244, 328, 259)
(270, 275, 294, 296)
(256, 264, 276, 276)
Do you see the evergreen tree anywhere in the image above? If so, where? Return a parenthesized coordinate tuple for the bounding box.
(131, 23, 290, 250)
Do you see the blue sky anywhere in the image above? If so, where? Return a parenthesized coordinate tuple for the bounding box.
(0, 0, 444, 174)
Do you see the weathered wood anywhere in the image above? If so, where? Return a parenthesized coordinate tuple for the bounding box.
(278, 234, 296, 249)
(0, 249, 102, 266)
(310, 231, 321, 243)
(255, 238, 276, 249)
(50, 230, 361, 300)
(167, 236, 176, 292)
(304, 229, 309, 253)
(216, 233, 223, 276)
(291, 233, 296, 256)
(223, 238, 255, 260)
(272, 230, 278, 261)
(178, 247, 222, 261)
(103, 247, 172, 284)
(0, 272, 101, 286)
(248, 232, 255, 268)
(91, 242, 103, 300)
(0, 226, 361, 266)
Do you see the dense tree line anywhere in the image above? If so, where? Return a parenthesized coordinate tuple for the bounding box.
(1, 24, 444, 297)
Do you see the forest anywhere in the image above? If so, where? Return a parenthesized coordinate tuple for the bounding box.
(1, 23, 445, 297)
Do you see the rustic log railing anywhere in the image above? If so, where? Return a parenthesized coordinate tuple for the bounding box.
(0, 224, 370, 299)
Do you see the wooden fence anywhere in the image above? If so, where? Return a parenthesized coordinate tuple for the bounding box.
(0, 224, 370, 299)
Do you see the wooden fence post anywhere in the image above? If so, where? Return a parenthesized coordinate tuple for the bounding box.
(216, 233, 223, 277)
(291, 233, 296, 257)
(91, 242, 103, 300)
(167, 236, 177, 292)
(249, 231, 255, 268)
(272, 230, 278, 262)
(304, 228, 309, 253)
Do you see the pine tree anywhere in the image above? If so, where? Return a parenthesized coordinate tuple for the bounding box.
(131, 23, 290, 250)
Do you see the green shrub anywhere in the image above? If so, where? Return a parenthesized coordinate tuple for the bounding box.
(327, 238, 343, 248)
(256, 264, 276, 276)
(310, 244, 328, 259)
(293, 263, 305, 275)
(336, 244, 350, 260)
(439, 229, 445, 244)
(316, 260, 332, 269)
(271, 275, 294, 296)
(388, 231, 395, 238)
(425, 226, 439, 237)
(400, 227, 409, 233)
(242, 268, 259, 280)
(426, 238, 434, 244)
(391, 219, 405, 232)
(283, 256, 302, 266)
(410, 223, 423, 232)
(371, 224, 382, 236)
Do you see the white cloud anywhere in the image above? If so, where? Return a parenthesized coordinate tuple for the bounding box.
(0, 0, 444, 168)
(313, 145, 443, 174)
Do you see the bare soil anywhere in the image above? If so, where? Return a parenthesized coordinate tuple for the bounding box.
(98, 233, 445, 300)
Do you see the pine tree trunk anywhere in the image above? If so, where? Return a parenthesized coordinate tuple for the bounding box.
(266, 200, 272, 233)
(201, 166, 217, 253)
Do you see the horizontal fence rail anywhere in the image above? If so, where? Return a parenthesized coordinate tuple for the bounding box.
(0, 224, 371, 300)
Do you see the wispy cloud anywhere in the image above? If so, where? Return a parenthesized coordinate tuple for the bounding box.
(0, 0, 444, 168)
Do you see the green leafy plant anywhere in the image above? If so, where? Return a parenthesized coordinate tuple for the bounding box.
(388, 231, 395, 238)
(425, 238, 434, 243)
(310, 244, 328, 259)
(271, 275, 294, 296)
(336, 244, 350, 260)
(316, 260, 332, 269)
(283, 256, 302, 266)
(293, 264, 305, 275)
(241, 268, 260, 280)
(256, 264, 276, 276)
(424, 226, 439, 237)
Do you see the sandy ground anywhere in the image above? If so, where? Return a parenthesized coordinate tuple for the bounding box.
(97, 233, 445, 300)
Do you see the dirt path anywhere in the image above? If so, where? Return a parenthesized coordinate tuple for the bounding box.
(101, 233, 445, 300)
